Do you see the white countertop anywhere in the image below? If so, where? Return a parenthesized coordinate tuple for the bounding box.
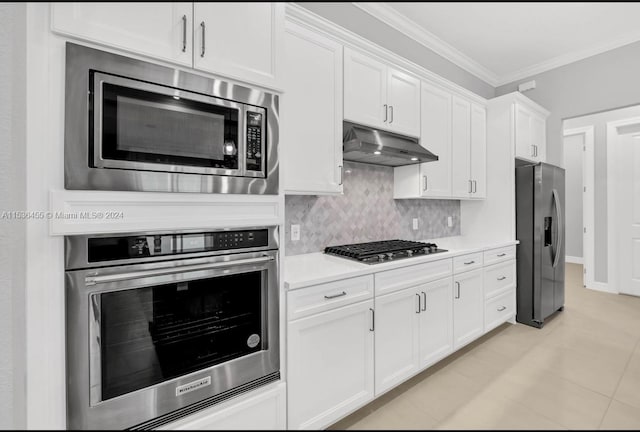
(284, 236, 519, 290)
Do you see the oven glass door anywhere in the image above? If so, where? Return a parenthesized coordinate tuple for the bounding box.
(93, 72, 245, 176)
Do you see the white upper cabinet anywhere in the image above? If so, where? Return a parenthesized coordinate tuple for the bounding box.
(451, 96, 472, 198)
(52, 3, 284, 89)
(386, 67, 421, 137)
(514, 102, 547, 163)
(51, 3, 194, 66)
(282, 20, 343, 195)
(344, 47, 420, 137)
(470, 104, 487, 199)
(193, 3, 284, 88)
(344, 47, 388, 128)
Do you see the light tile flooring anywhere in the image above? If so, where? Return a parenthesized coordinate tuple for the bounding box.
(330, 264, 640, 430)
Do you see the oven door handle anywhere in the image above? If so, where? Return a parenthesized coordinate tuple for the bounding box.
(85, 255, 275, 286)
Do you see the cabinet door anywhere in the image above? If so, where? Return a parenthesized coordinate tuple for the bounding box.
(419, 277, 454, 369)
(344, 47, 388, 129)
(288, 301, 374, 430)
(419, 82, 452, 198)
(387, 67, 421, 137)
(470, 103, 487, 198)
(514, 104, 535, 161)
(374, 288, 420, 396)
(282, 21, 343, 195)
(193, 3, 283, 88)
(531, 114, 546, 162)
(51, 3, 193, 66)
(453, 269, 484, 349)
(451, 96, 472, 198)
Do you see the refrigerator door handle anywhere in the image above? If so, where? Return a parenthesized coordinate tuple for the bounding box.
(552, 189, 563, 268)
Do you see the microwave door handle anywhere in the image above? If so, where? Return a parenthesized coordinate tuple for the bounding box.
(85, 255, 275, 286)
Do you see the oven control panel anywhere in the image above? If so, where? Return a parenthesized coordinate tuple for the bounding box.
(88, 229, 271, 263)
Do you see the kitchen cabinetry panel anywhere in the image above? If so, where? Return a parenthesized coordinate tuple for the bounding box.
(453, 269, 484, 349)
(193, 3, 283, 88)
(470, 104, 487, 198)
(344, 47, 388, 128)
(288, 300, 375, 430)
(515, 102, 547, 163)
(418, 82, 452, 198)
(452, 96, 472, 198)
(531, 114, 546, 162)
(374, 288, 420, 396)
(484, 288, 516, 333)
(51, 2, 193, 66)
(419, 277, 454, 368)
(282, 20, 343, 195)
(387, 68, 421, 137)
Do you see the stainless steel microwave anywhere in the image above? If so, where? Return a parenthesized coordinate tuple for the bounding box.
(64, 43, 279, 194)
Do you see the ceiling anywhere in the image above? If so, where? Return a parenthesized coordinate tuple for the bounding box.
(355, 2, 640, 87)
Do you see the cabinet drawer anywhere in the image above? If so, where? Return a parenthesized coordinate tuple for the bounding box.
(375, 259, 452, 296)
(484, 260, 516, 299)
(453, 252, 483, 274)
(484, 289, 515, 333)
(483, 245, 516, 266)
(287, 275, 374, 321)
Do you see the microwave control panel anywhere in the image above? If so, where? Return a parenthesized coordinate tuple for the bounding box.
(246, 110, 264, 173)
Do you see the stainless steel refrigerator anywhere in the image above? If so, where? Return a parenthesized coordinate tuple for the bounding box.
(515, 162, 565, 328)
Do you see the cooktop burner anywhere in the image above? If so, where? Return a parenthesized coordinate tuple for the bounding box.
(324, 239, 447, 264)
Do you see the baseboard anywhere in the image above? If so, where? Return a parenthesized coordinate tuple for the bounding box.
(586, 281, 616, 294)
(565, 256, 584, 264)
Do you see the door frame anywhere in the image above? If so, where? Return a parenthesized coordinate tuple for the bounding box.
(606, 116, 640, 295)
(563, 126, 595, 290)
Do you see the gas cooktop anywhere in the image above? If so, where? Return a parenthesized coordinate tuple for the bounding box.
(324, 239, 447, 264)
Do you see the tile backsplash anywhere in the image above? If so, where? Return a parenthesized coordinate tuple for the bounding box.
(285, 161, 460, 255)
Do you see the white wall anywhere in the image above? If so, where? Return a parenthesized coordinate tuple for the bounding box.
(0, 3, 27, 429)
(564, 104, 640, 283)
(563, 133, 584, 260)
(297, 2, 495, 99)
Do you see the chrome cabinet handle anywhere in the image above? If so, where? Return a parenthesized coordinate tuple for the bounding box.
(383, 104, 388, 122)
(455, 281, 460, 299)
(200, 21, 206, 57)
(338, 165, 343, 186)
(389, 105, 394, 124)
(497, 306, 507, 312)
(497, 276, 506, 281)
(473, 180, 477, 193)
(423, 176, 428, 191)
(369, 308, 375, 331)
(416, 293, 421, 314)
(468, 180, 473, 193)
(497, 253, 507, 257)
(421, 292, 426, 311)
(464, 261, 475, 265)
(324, 291, 347, 300)
(535, 146, 538, 157)
(531, 145, 536, 157)
(181, 15, 187, 52)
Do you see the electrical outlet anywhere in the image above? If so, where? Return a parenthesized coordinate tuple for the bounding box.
(291, 224, 300, 241)
(447, 216, 453, 228)
(412, 218, 419, 230)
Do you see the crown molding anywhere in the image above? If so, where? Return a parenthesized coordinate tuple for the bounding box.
(353, 2, 500, 87)
(496, 29, 640, 86)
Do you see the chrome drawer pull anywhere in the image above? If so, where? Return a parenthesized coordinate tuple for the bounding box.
(464, 261, 475, 265)
(324, 291, 347, 300)
(497, 253, 507, 257)
(497, 306, 507, 312)
(497, 276, 507, 281)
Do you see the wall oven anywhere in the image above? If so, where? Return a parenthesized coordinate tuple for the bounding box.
(64, 42, 279, 194)
(65, 227, 280, 429)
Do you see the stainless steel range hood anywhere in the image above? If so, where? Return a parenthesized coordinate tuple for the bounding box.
(343, 121, 438, 167)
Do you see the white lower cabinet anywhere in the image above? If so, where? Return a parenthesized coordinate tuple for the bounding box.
(287, 299, 375, 430)
(374, 287, 421, 396)
(419, 278, 454, 368)
(158, 382, 286, 430)
(453, 269, 485, 349)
